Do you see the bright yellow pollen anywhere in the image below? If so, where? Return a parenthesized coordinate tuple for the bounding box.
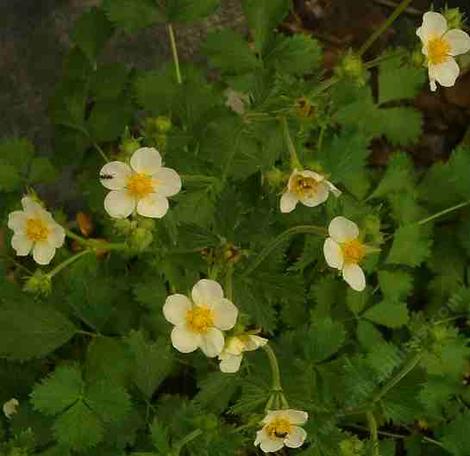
(341, 239, 365, 265)
(291, 175, 319, 198)
(126, 173, 154, 198)
(26, 218, 49, 242)
(186, 306, 214, 334)
(427, 37, 451, 65)
(265, 418, 292, 439)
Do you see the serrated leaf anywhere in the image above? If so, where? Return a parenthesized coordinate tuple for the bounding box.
(378, 270, 413, 303)
(87, 98, 133, 142)
(0, 159, 21, 191)
(0, 138, 34, 170)
(439, 411, 470, 456)
(90, 64, 129, 101)
(387, 224, 432, 267)
(85, 380, 131, 423)
(364, 301, 409, 328)
(166, 0, 220, 22)
(150, 419, 171, 454)
(305, 318, 346, 363)
(346, 287, 369, 315)
(194, 372, 240, 413)
(29, 157, 57, 183)
(379, 107, 422, 146)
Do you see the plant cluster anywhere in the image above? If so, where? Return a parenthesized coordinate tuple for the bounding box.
(0, 0, 470, 455)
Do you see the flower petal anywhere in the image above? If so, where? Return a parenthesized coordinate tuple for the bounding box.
(297, 169, 324, 182)
(48, 224, 66, 248)
(153, 167, 182, 197)
(11, 234, 33, 256)
(170, 326, 200, 353)
(280, 191, 298, 213)
(99, 161, 132, 190)
(285, 426, 307, 449)
(191, 279, 224, 307)
(212, 298, 238, 330)
(21, 197, 43, 214)
(136, 193, 169, 218)
(244, 335, 268, 351)
(199, 327, 225, 357)
(416, 12, 447, 42)
(299, 182, 329, 207)
(343, 263, 366, 292)
(219, 353, 243, 373)
(429, 58, 460, 88)
(104, 190, 135, 219)
(284, 410, 308, 425)
(323, 238, 344, 269)
(163, 294, 192, 325)
(7, 211, 27, 232)
(32, 241, 56, 265)
(445, 29, 470, 56)
(328, 216, 359, 242)
(255, 429, 284, 453)
(130, 147, 162, 174)
(326, 180, 342, 197)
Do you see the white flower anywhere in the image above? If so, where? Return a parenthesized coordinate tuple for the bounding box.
(225, 88, 249, 115)
(99, 147, 181, 219)
(323, 216, 367, 292)
(3, 398, 19, 419)
(7, 197, 65, 265)
(417, 11, 470, 91)
(218, 334, 268, 373)
(163, 279, 239, 358)
(280, 169, 341, 213)
(254, 409, 308, 453)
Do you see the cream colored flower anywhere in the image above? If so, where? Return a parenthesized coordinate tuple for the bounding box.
(218, 334, 268, 373)
(280, 169, 341, 213)
(100, 147, 181, 219)
(323, 216, 367, 292)
(3, 398, 19, 419)
(163, 279, 238, 358)
(254, 409, 308, 453)
(417, 11, 470, 91)
(7, 197, 65, 265)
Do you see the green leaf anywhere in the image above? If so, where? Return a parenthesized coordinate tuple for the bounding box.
(90, 64, 130, 101)
(29, 157, 57, 183)
(439, 411, 470, 456)
(194, 372, 240, 413)
(72, 7, 113, 62)
(166, 0, 220, 22)
(0, 138, 34, 170)
(150, 419, 171, 454)
(0, 159, 21, 191)
(85, 380, 131, 423)
(387, 224, 432, 267)
(242, 0, 291, 51)
(305, 318, 346, 363)
(378, 270, 413, 303)
(0, 301, 77, 361)
(31, 365, 84, 416)
(87, 99, 133, 142)
(379, 107, 423, 147)
(346, 287, 369, 315)
(364, 301, 409, 328)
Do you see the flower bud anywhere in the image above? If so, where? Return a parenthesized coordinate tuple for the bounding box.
(444, 7, 464, 30)
(23, 270, 51, 296)
(336, 52, 366, 86)
(155, 116, 172, 133)
(128, 227, 153, 252)
(340, 436, 364, 455)
(264, 168, 287, 189)
(121, 138, 141, 157)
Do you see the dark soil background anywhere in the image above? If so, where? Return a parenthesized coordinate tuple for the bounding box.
(0, 0, 469, 162)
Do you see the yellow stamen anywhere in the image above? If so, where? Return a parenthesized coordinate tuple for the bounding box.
(186, 306, 214, 334)
(341, 239, 365, 265)
(127, 173, 154, 198)
(26, 218, 49, 242)
(265, 418, 292, 440)
(291, 174, 319, 198)
(427, 37, 451, 65)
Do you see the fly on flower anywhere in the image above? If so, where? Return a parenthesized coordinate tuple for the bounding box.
(323, 216, 369, 292)
(417, 11, 470, 91)
(218, 334, 268, 373)
(254, 409, 308, 453)
(7, 197, 65, 265)
(163, 279, 239, 358)
(99, 147, 181, 219)
(280, 169, 341, 213)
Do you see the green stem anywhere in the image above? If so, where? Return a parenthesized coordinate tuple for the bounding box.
(92, 141, 109, 163)
(48, 250, 92, 279)
(366, 411, 380, 456)
(167, 24, 182, 85)
(359, 0, 413, 56)
(225, 265, 233, 301)
(242, 225, 327, 277)
(174, 429, 202, 455)
(417, 200, 470, 226)
(76, 329, 100, 338)
(65, 229, 127, 252)
(281, 117, 302, 170)
(263, 344, 283, 392)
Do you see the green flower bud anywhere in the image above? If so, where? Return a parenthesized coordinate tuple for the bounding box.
(411, 48, 425, 67)
(113, 218, 136, 236)
(128, 227, 153, 252)
(336, 51, 366, 86)
(444, 7, 464, 30)
(340, 436, 365, 455)
(264, 168, 287, 189)
(23, 270, 51, 296)
(121, 138, 141, 157)
(155, 116, 172, 133)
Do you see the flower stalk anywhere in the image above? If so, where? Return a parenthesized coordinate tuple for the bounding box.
(167, 24, 182, 85)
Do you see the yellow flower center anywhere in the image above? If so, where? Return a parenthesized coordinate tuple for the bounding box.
(291, 175, 319, 198)
(127, 173, 154, 198)
(265, 418, 292, 440)
(25, 218, 49, 242)
(341, 239, 365, 265)
(186, 306, 214, 334)
(427, 36, 451, 65)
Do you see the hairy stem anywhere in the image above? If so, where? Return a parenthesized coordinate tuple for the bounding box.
(366, 411, 380, 456)
(174, 429, 202, 455)
(263, 344, 283, 392)
(48, 250, 93, 279)
(167, 24, 182, 85)
(417, 200, 470, 226)
(281, 117, 302, 170)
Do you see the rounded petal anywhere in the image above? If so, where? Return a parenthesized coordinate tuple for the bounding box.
(48, 224, 65, 248)
(191, 279, 224, 307)
(21, 197, 43, 214)
(326, 180, 342, 197)
(445, 29, 470, 56)
(153, 167, 182, 197)
(416, 12, 447, 42)
(297, 169, 324, 182)
(130, 147, 162, 174)
(99, 161, 131, 190)
(244, 335, 268, 351)
(343, 263, 366, 292)
(299, 182, 329, 207)
(32, 241, 56, 265)
(136, 193, 169, 218)
(171, 326, 200, 353)
(11, 234, 33, 256)
(104, 190, 135, 219)
(429, 58, 460, 88)
(328, 216, 359, 242)
(219, 353, 243, 373)
(7, 211, 27, 232)
(285, 426, 307, 449)
(285, 410, 308, 425)
(323, 238, 344, 269)
(255, 429, 284, 453)
(280, 192, 298, 213)
(163, 294, 192, 325)
(199, 328, 225, 357)
(212, 298, 238, 330)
